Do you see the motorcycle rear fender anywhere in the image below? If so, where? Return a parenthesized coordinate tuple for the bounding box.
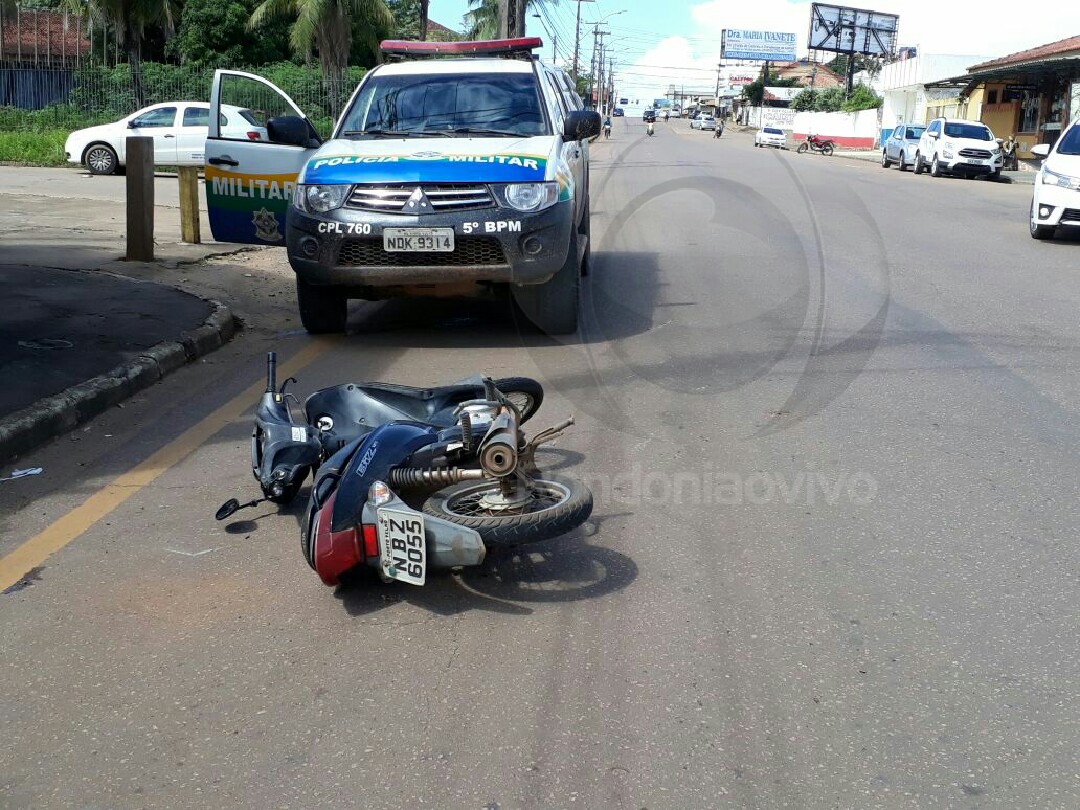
(361, 496, 486, 570)
(330, 421, 438, 532)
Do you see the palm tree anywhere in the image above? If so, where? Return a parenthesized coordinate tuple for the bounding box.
(463, 0, 499, 39)
(62, 0, 179, 108)
(249, 0, 393, 114)
(465, 0, 550, 40)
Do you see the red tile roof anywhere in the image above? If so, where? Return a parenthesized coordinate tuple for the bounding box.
(969, 35, 1080, 71)
(0, 10, 91, 60)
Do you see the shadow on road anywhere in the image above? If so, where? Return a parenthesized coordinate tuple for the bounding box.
(332, 528, 638, 617)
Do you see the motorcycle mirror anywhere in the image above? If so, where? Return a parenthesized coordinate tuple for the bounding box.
(216, 499, 242, 520)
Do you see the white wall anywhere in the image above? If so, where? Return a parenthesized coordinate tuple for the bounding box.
(879, 53, 994, 91)
(792, 109, 881, 146)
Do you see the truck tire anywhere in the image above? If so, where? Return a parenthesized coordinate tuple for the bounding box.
(512, 237, 580, 335)
(296, 278, 347, 334)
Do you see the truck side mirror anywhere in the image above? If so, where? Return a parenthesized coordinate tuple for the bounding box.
(564, 110, 602, 142)
(267, 115, 322, 149)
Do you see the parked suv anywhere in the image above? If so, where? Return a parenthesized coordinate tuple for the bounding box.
(202, 38, 600, 335)
(915, 118, 1003, 179)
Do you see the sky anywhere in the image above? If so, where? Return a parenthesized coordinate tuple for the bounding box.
(427, 0, 1080, 103)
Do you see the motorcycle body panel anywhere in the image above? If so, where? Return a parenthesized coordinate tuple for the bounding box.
(329, 421, 438, 532)
(304, 376, 496, 452)
(252, 391, 322, 493)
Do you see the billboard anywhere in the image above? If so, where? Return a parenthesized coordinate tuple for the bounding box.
(720, 29, 797, 62)
(808, 4, 899, 57)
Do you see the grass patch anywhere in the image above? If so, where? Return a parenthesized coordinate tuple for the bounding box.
(0, 130, 68, 166)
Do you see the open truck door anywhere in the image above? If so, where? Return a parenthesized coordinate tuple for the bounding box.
(206, 70, 322, 245)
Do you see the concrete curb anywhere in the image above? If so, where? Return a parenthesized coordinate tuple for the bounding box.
(0, 299, 236, 462)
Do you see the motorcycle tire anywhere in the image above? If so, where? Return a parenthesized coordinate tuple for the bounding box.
(422, 475, 593, 548)
(822, 143, 834, 156)
(492, 377, 544, 423)
(797, 142, 809, 154)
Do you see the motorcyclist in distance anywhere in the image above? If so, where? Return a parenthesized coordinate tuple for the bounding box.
(603, 115, 612, 138)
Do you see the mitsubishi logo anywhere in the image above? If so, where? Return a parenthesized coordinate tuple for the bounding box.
(405, 187, 430, 211)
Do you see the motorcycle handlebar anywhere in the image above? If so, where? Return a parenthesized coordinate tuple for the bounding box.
(266, 352, 277, 394)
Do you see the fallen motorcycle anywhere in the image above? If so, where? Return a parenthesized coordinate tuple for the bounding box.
(796, 134, 835, 156)
(217, 353, 592, 588)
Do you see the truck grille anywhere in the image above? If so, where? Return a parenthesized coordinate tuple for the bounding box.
(345, 184, 494, 214)
(337, 237, 507, 267)
(959, 148, 992, 159)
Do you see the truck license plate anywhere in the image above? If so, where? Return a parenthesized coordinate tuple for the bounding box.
(383, 228, 454, 252)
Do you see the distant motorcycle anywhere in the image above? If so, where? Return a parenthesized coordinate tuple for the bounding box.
(647, 121, 655, 137)
(604, 122, 611, 139)
(797, 134, 835, 156)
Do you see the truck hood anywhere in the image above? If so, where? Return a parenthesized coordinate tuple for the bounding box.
(299, 136, 556, 185)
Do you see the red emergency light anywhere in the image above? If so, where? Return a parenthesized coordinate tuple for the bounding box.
(379, 37, 543, 58)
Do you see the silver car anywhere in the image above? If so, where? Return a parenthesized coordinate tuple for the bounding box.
(693, 114, 716, 131)
(881, 123, 926, 172)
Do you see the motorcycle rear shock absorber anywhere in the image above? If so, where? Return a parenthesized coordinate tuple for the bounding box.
(388, 468, 486, 488)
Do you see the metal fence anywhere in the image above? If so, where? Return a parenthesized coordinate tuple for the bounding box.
(0, 62, 366, 137)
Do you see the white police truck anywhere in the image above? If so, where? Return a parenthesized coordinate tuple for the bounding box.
(204, 37, 600, 335)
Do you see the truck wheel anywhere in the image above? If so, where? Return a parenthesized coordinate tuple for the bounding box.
(296, 278, 347, 333)
(512, 237, 580, 335)
(578, 196, 591, 276)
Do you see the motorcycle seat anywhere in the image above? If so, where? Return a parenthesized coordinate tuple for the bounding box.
(304, 377, 492, 450)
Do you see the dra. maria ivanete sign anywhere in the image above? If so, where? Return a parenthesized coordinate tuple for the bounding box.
(721, 30, 798, 62)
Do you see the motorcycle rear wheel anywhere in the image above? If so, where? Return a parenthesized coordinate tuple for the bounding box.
(422, 476, 592, 548)
(822, 143, 834, 156)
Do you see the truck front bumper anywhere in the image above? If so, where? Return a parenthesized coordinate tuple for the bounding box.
(286, 200, 574, 291)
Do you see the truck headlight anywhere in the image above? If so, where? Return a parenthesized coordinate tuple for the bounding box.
(499, 182, 559, 212)
(942, 150, 954, 159)
(294, 184, 351, 213)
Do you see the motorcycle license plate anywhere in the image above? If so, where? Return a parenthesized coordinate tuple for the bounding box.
(376, 508, 427, 585)
(383, 228, 454, 252)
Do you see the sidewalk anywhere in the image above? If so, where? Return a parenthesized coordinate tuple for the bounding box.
(0, 167, 241, 461)
(830, 148, 1036, 185)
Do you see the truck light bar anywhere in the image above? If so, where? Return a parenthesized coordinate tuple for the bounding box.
(380, 37, 543, 58)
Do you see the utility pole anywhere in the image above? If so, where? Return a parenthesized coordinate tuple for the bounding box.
(572, 0, 584, 81)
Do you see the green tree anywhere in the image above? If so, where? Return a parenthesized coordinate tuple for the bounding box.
(248, 0, 393, 115)
(841, 84, 883, 112)
(792, 88, 817, 111)
(169, 0, 292, 65)
(741, 71, 798, 106)
(464, 0, 553, 39)
(62, 0, 180, 107)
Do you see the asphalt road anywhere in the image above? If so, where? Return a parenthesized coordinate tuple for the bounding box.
(3, 119, 1080, 809)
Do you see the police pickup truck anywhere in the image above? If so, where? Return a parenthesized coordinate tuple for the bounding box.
(204, 38, 601, 335)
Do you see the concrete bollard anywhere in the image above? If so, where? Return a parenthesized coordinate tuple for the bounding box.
(125, 136, 154, 261)
(178, 166, 201, 244)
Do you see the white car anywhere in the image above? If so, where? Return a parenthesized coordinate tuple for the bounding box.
(692, 114, 716, 131)
(914, 117, 1003, 180)
(755, 126, 786, 148)
(64, 102, 266, 175)
(1029, 120, 1080, 240)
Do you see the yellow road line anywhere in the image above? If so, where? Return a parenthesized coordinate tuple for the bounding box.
(0, 340, 333, 592)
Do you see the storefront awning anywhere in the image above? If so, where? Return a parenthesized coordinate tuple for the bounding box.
(926, 57, 1080, 97)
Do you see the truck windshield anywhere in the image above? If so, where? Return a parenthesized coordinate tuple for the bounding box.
(339, 72, 548, 138)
